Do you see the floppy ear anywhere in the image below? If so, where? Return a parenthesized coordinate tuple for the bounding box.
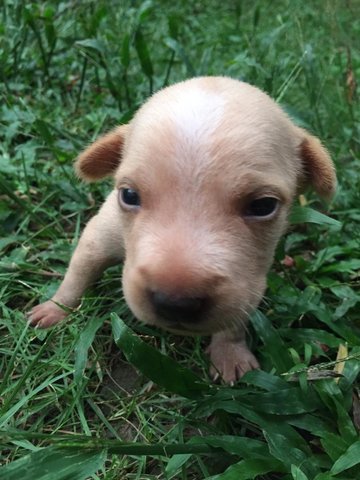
(297, 128, 337, 201)
(74, 124, 129, 181)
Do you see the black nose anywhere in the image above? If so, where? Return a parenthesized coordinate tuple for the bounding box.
(149, 291, 208, 323)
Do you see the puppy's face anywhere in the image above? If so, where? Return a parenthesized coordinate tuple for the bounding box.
(114, 80, 300, 335)
(76, 77, 336, 336)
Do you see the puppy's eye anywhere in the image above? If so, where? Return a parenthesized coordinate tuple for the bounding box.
(118, 187, 141, 209)
(244, 197, 279, 218)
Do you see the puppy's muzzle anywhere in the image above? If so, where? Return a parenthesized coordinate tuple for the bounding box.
(149, 290, 209, 324)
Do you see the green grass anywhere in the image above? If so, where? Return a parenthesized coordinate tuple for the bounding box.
(0, 0, 359, 478)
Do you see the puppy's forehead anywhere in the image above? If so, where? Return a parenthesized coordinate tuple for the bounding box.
(165, 87, 225, 145)
(126, 83, 226, 157)
(120, 79, 299, 191)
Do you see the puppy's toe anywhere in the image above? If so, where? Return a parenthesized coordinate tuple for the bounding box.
(207, 339, 259, 384)
(234, 350, 260, 379)
(26, 301, 68, 328)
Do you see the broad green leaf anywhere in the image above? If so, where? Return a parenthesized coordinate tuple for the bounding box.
(279, 328, 342, 348)
(313, 474, 335, 480)
(240, 369, 289, 391)
(205, 457, 285, 479)
(331, 440, 360, 475)
(331, 285, 360, 320)
(0, 446, 106, 480)
(321, 433, 349, 461)
(321, 259, 360, 274)
(264, 429, 320, 478)
(240, 386, 321, 414)
(224, 404, 312, 455)
(111, 314, 211, 399)
(250, 310, 292, 372)
(313, 380, 344, 415)
(342, 346, 360, 385)
(264, 431, 313, 471)
(75, 38, 105, 55)
(334, 296, 359, 319)
(291, 464, 309, 480)
(166, 435, 269, 477)
(330, 285, 360, 301)
(311, 307, 359, 344)
(288, 414, 335, 437)
(166, 453, 192, 477)
(193, 383, 319, 417)
(289, 206, 341, 228)
(313, 244, 358, 270)
(334, 399, 358, 443)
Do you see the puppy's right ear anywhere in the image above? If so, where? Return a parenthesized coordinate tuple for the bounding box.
(75, 124, 129, 181)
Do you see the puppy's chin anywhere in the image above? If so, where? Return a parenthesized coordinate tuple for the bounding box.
(132, 312, 217, 336)
(158, 324, 208, 336)
(155, 320, 216, 336)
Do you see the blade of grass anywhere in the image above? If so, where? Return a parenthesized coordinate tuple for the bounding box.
(0, 322, 30, 396)
(134, 28, 154, 93)
(0, 431, 218, 456)
(0, 328, 56, 420)
(74, 315, 104, 382)
(0, 371, 72, 428)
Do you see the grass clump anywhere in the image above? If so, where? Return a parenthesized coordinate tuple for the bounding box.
(1, 1, 359, 479)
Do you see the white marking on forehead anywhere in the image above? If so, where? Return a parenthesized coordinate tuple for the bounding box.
(170, 87, 225, 145)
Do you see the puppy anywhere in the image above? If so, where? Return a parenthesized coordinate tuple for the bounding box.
(28, 76, 336, 383)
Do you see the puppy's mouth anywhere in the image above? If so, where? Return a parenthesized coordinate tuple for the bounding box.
(144, 290, 216, 334)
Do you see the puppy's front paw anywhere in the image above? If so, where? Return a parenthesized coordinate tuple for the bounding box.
(207, 334, 259, 384)
(27, 301, 69, 328)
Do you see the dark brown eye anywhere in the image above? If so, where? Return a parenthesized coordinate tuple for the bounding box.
(118, 188, 141, 209)
(244, 197, 279, 218)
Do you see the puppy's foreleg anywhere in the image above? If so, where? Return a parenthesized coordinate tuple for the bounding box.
(28, 191, 124, 328)
(207, 330, 259, 384)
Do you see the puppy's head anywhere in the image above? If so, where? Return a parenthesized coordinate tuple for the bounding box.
(76, 77, 336, 335)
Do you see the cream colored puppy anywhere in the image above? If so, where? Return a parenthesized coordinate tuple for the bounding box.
(28, 77, 336, 383)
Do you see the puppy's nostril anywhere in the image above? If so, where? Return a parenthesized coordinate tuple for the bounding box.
(150, 290, 208, 323)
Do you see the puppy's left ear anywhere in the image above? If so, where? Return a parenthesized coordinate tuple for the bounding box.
(75, 124, 129, 181)
(297, 128, 337, 201)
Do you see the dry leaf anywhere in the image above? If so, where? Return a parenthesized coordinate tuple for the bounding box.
(334, 343, 348, 383)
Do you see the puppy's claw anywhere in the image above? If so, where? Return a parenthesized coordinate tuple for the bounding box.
(212, 372, 220, 382)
